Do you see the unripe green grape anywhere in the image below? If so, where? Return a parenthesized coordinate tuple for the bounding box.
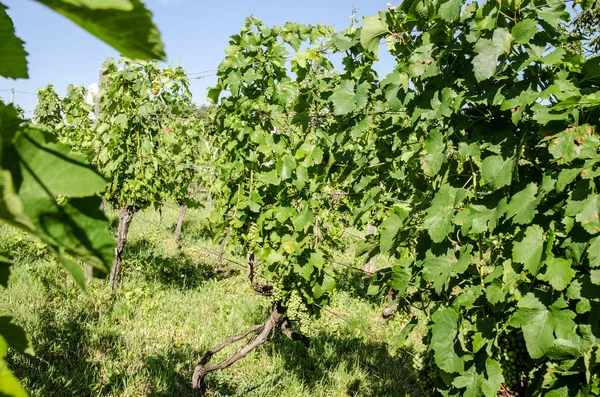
(497, 331, 533, 390)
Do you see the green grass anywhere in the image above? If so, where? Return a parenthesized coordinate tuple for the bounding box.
(0, 203, 423, 396)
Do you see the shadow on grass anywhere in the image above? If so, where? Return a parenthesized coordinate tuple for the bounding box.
(331, 267, 391, 312)
(126, 238, 219, 289)
(203, 330, 419, 396)
(333, 267, 371, 300)
(6, 308, 117, 397)
(8, 308, 417, 396)
(6, 309, 206, 397)
(142, 347, 206, 397)
(179, 219, 213, 241)
(142, 253, 217, 289)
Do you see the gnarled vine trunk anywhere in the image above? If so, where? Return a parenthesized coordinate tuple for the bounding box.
(191, 306, 283, 394)
(174, 204, 187, 241)
(108, 205, 137, 292)
(191, 253, 309, 394)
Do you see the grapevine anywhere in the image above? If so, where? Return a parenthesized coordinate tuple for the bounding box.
(309, 0, 600, 395)
(201, 0, 600, 395)
(36, 58, 206, 290)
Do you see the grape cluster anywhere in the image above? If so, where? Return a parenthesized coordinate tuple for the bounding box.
(414, 350, 440, 396)
(270, 281, 284, 304)
(246, 223, 259, 249)
(285, 290, 311, 335)
(498, 332, 531, 390)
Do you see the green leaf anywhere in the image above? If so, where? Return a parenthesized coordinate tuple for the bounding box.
(256, 170, 279, 185)
(587, 236, 600, 268)
(476, 0, 499, 30)
(453, 358, 503, 397)
(390, 266, 411, 295)
(424, 184, 461, 243)
(296, 256, 314, 281)
(331, 31, 358, 51)
(379, 213, 405, 253)
(485, 280, 505, 305)
(452, 366, 484, 397)
(225, 71, 243, 96)
(512, 225, 544, 276)
(509, 294, 577, 359)
(0, 109, 114, 276)
(331, 80, 357, 115)
(0, 355, 28, 397)
(480, 155, 514, 188)
(360, 13, 388, 56)
(511, 19, 537, 44)
(0, 4, 28, 79)
(355, 81, 370, 110)
(308, 251, 325, 270)
(277, 154, 296, 180)
(458, 142, 481, 157)
(438, 0, 462, 22)
(542, 48, 565, 66)
(472, 28, 513, 81)
(409, 44, 439, 78)
(14, 130, 106, 197)
(392, 319, 416, 348)
(207, 87, 220, 104)
(548, 125, 600, 164)
(312, 272, 335, 299)
(453, 200, 507, 235)
(0, 317, 33, 355)
(294, 166, 308, 190)
(292, 202, 314, 232)
(421, 129, 445, 177)
(582, 56, 600, 84)
(557, 168, 581, 192)
(381, 71, 408, 110)
(565, 192, 600, 235)
(539, 256, 575, 291)
(507, 183, 539, 225)
(423, 245, 472, 294)
(274, 206, 294, 223)
(532, 103, 568, 125)
(35, 0, 166, 60)
(545, 387, 570, 397)
(537, 2, 569, 27)
(57, 254, 87, 289)
(431, 307, 463, 373)
(62, 0, 134, 9)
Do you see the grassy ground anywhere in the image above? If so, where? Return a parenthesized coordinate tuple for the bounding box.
(0, 201, 423, 397)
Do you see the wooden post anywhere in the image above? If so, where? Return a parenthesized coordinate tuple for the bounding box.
(174, 204, 187, 241)
(109, 206, 137, 291)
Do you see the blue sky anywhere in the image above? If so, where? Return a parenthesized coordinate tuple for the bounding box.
(0, 0, 395, 114)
